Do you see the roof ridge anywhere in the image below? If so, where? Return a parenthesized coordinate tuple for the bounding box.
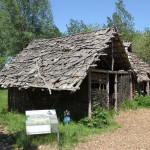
(31, 27, 114, 43)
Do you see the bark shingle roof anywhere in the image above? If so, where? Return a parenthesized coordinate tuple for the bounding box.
(124, 42, 150, 82)
(0, 27, 123, 91)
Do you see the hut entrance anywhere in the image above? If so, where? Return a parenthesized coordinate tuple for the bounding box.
(144, 82, 147, 95)
(91, 69, 131, 111)
(109, 74, 115, 108)
(139, 82, 147, 95)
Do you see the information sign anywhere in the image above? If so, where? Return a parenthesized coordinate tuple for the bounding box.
(26, 109, 58, 135)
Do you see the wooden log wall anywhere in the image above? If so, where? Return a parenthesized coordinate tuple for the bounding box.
(8, 77, 88, 120)
(91, 72, 109, 109)
(117, 74, 131, 109)
(8, 88, 33, 112)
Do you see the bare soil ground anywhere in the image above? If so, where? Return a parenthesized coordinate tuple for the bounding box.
(73, 109, 150, 150)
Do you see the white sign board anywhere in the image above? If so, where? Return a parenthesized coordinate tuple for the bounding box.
(26, 109, 58, 135)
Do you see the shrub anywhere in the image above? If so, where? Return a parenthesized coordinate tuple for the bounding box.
(79, 104, 111, 128)
(120, 98, 138, 111)
(134, 94, 150, 108)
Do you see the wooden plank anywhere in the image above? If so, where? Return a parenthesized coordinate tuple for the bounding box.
(115, 74, 118, 112)
(88, 69, 92, 118)
(91, 69, 129, 74)
(106, 73, 109, 109)
(8, 88, 11, 111)
(130, 74, 133, 99)
(147, 81, 149, 95)
(111, 38, 114, 71)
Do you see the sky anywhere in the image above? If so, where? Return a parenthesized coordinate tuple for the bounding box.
(51, 0, 150, 33)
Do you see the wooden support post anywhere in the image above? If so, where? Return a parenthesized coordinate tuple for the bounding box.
(8, 88, 11, 111)
(88, 70, 92, 118)
(106, 73, 109, 109)
(147, 81, 149, 95)
(111, 39, 114, 71)
(115, 74, 118, 112)
(130, 74, 133, 100)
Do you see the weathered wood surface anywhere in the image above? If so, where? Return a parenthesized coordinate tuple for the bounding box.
(115, 74, 118, 112)
(0, 27, 121, 91)
(88, 70, 92, 118)
(147, 81, 149, 95)
(123, 42, 150, 82)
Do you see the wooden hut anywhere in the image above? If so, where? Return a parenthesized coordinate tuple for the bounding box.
(0, 27, 132, 119)
(123, 42, 150, 97)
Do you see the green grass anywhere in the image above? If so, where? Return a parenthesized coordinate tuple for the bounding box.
(120, 98, 138, 111)
(0, 89, 119, 150)
(120, 95, 150, 111)
(0, 90, 25, 134)
(134, 94, 150, 108)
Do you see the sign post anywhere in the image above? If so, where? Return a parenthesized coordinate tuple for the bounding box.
(25, 109, 59, 143)
(64, 110, 70, 136)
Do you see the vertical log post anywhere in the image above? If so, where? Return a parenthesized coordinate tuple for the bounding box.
(111, 38, 114, 71)
(106, 73, 109, 109)
(115, 74, 118, 112)
(8, 88, 11, 111)
(147, 81, 149, 95)
(130, 74, 133, 100)
(88, 70, 92, 118)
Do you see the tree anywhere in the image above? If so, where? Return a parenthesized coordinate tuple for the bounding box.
(132, 29, 150, 65)
(105, 0, 135, 41)
(66, 19, 88, 35)
(66, 19, 101, 35)
(0, 0, 61, 69)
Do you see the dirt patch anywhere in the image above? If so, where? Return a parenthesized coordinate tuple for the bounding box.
(73, 109, 150, 150)
(0, 125, 12, 150)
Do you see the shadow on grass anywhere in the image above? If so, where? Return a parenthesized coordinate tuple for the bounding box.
(0, 131, 13, 150)
(0, 128, 40, 150)
(0, 130, 38, 150)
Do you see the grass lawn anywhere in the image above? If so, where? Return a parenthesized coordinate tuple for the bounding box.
(0, 89, 119, 149)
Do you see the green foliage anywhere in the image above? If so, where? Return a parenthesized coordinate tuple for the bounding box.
(132, 29, 150, 65)
(79, 104, 111, 128)
(120, 98, 138, 111)
(134, 94, 150, 108)
(87, 23, 101, 31)
(105, 0, 135, 41)
(120, 95, 150, 111)
(66, 19, 88, 35)
(66, 19, 101, 35)
(0, 0, 61, 69)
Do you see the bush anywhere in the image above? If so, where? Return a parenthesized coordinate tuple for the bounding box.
(79, 104, 111, 128)
(120, 95, 150, 111)
(134, 94, 150, 108)
(120, 98, 138, 111)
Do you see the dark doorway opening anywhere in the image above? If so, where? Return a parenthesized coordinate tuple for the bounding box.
(109, 74, 115, 108)
(144, 82, 147, 95)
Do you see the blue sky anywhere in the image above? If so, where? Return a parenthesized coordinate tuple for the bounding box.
(51, 0, 150, 33)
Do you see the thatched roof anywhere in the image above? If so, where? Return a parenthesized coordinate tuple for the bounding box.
(0, 27, 128, 91)
(124, 42, 150, 82)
